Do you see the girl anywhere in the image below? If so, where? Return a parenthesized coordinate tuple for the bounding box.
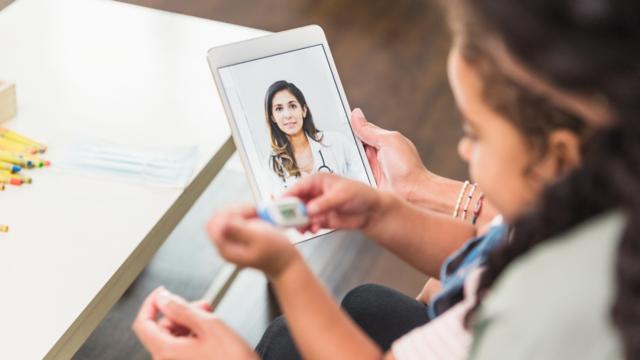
(453, 0, 640, 358)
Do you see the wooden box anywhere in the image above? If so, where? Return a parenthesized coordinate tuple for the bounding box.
(0, 0, 15, 11)
(0, 80, 17, 123)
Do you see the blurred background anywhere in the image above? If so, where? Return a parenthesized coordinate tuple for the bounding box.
(120, 0, 466, 179)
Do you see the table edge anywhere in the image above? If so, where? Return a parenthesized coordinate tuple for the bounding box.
(44, 138, 235, 360)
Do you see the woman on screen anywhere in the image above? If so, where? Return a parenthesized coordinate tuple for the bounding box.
(265, 80, 366, 193)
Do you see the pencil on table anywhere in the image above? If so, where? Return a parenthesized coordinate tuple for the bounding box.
(0, 150, 34, 168)
(0, 170, 31, 184)
(0, 137, 38, 155)
(0, 172, 22, 185)
(0, 160, 20, 173)
(0, 128, 47, 153)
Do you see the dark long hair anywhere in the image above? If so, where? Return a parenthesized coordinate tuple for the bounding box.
(449, 0, 640, 356)
(265, 80, 323, 179)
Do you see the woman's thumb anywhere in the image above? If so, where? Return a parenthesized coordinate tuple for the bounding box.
(350, 108, 383, 148)
(156, 289, 206, 335)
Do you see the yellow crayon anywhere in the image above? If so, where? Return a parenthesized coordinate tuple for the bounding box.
(0, 137, 37, 155)
(0, 160, 21, 173)
(0, 224, 8, 232)
(0, 172, 22, 185)
(22, 154, 49, 168)
(0, 150, 33, 168)
(0, 128, 46, 152)
(0, 170, 31, 184)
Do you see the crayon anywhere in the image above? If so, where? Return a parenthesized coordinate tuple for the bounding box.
(0, 173, 22, 185)
(0, 137, 38, 155)
(22, 155, 49, 168)
(0, 150, 33, 168)
(0, 170, 30, 184)
(0, 160, 20, 173)
(0, 128, 46, 152)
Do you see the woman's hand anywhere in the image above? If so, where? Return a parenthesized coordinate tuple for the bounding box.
(206, 204, 299, 279)
(133, 287, 258, 360)
(284, 173, 392, 234)
(351, 108, 434, 201)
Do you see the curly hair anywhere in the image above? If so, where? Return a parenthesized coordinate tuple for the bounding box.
(447, 0, 640, 357)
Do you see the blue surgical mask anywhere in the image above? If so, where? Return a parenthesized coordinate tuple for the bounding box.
(54, 141, 197, 188)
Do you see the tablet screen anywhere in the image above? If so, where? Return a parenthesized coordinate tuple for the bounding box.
(218, 45, 372, 201)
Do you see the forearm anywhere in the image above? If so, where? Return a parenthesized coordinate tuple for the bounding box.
(271, 255, 382, 360)
(365, 192, 476, 277)
(405, 171, 498, 229)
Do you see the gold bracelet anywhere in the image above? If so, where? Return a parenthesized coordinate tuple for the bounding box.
(453, 180, 469, 218)
(462, 183, 477, 220)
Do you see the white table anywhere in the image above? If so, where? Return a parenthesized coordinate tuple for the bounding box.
(0, 1, 266, 358)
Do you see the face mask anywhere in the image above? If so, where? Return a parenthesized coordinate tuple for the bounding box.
(54, 141, 197, 188)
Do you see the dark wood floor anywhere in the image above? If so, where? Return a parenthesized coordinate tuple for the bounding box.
(75, 1, 466, 358)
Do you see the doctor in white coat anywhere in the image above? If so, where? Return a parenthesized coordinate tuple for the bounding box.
(264, 80, 367, 197)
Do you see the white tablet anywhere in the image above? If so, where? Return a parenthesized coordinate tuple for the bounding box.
(207, 25, 375, 241)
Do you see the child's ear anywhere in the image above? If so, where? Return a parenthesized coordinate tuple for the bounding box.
(548, 129, 582, 177)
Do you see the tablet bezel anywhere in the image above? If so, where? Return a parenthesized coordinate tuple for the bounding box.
(206, 24, 377, 210)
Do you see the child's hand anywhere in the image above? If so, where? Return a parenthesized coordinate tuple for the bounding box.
(285, 173, 389, 234)
(206, 204, 299, 279)
(133, 287, 258, 360)
(416, 278, 442, 304)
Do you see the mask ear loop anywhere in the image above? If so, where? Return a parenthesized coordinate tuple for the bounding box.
(139, 149, 195, 185)
(139, 154, 155, 183)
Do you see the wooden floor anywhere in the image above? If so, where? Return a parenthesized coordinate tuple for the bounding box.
(75, 0, 466, 358)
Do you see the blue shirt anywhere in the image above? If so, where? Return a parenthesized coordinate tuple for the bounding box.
(428, 222, 507, 319)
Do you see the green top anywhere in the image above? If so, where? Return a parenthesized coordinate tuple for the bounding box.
(469, 211, 626, 360)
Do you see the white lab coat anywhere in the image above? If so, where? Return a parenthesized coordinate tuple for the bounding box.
(267, 131, 367, 197)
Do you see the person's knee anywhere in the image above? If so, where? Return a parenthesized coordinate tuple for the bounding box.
(264, 315, 289, 339)
(341, 283, 392, 320)
(255, 316, 302, 360)
(255, 316, 289, 355)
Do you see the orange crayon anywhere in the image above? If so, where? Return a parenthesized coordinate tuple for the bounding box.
(0, 173, 22, 185)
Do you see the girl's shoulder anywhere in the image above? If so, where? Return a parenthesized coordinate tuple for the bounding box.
(488, 211, 625, 305)
(474, 211, 627, 359)
(509, 210, 625, 280)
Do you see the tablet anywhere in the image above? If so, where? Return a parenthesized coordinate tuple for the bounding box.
(207, 25, 375, 241)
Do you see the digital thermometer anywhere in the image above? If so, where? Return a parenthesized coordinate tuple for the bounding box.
(257, 197, 309, 228)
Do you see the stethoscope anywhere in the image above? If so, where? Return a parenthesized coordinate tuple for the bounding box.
(317, 150, 333, 173)
(277, 149, 333, 188)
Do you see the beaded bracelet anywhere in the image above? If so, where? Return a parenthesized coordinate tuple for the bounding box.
(471, 193, 485, 225)
(461, 183, 477, 220)
(453, 180, 470, 218)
